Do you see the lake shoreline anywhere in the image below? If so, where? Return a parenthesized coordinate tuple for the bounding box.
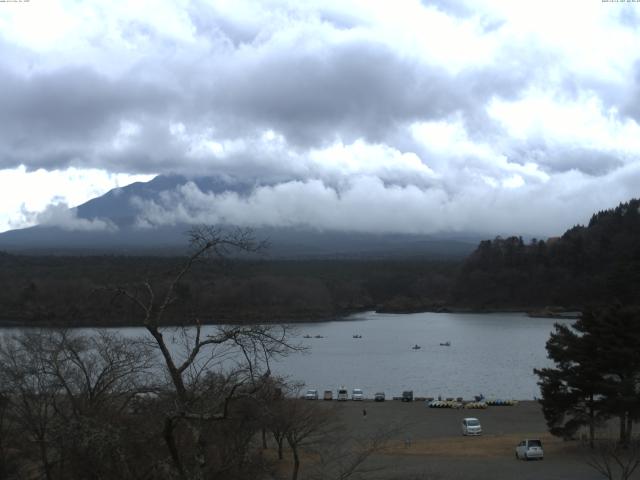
(0, 305, 580, 328)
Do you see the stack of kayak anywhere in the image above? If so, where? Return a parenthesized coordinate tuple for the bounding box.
(463, 401, 488, 409)
(485, 399, 518, 406)
(427, 400, 463, 409)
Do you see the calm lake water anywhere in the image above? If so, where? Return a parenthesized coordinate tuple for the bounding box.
(1, 311, 570, 400)
(275, 311, 571, 400)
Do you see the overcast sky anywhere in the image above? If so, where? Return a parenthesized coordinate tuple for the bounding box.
(1, 0, 639, 236)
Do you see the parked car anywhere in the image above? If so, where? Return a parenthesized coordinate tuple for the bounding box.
(374, 392, 385, 402)
(515, 439, 544, 460)
(323, 390, 333, 401)
(305, 389, 318, 400)
(461, 417, 482, 436)
(402, 390, 414, 402)
(337, 387, 349, 401)
(352, 388, 364, 401)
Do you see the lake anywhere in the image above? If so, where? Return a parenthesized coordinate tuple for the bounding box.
(0, 311, 570, 400)
(274, 311, 570, 400)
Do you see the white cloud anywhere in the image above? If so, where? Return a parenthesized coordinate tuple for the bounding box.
(465, 0, 640, 84)
(0, 166, 153, 232)
(410, 117, 551, 187)
(129, 162, 640, 237)
(327, 0, 500, 73)
(34, 203, 117, 232)
(307, 139, 437, 187)
(488, 90, 640, 155)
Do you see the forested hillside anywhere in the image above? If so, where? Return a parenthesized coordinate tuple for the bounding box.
(2, 199, 639, 326)
(0, 254, 456, 326)
(452, 199, 640, 309)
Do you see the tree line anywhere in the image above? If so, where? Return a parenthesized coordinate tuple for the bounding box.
(0, 253, 457, 327)
(453, 199, 640, 310)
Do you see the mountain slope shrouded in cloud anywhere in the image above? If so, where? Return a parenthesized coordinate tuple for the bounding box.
(0, 174, 480, 258)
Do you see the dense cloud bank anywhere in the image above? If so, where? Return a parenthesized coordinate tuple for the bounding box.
(1, 0, 639, 235)
(131, 163, 640, 236)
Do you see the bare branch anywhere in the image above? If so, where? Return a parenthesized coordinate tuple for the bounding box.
(585, 439, 640, 480)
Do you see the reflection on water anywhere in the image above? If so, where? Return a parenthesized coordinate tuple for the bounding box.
(273, 311, 570, 400)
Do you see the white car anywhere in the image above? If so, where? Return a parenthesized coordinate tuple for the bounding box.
(352, 388, 364, 401)
(461, 417, 482, 436)
(515, 439, 544, 460)
(304, 389, 318, 400)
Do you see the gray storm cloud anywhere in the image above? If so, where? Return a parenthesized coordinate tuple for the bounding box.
(1, 0, 640, 236)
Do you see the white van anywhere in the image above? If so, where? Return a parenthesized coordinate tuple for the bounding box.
(516, 439, 544, 460)
(462, 417, 482, 436)
(337, 387, 349, 401)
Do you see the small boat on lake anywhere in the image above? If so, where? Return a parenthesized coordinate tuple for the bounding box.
(352, 334, 362, 338)
(412, 344, 421, 350)
(314, 335, 324, 339)
(303, 334, 312, 338)
(439, 341, 451, 347)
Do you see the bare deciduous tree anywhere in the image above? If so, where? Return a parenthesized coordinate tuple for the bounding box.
(40, 329, 155, 418)
(268, 398, 337, 480)
(112, 226, 300, 479)
(0, 329, 155, 480)
(0, 392, 12, 478)
(0, 333, 62, 480)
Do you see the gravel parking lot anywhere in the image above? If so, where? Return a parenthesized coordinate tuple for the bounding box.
(318, 400, 605, 480)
